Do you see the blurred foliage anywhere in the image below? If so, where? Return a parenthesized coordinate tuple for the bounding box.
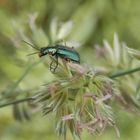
(0, 0, 140, 140)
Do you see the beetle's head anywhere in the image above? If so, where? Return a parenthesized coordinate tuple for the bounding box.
(38, 48, 48, 57)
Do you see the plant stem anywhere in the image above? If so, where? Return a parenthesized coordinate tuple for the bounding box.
(0, 97, 35, 108)
(110, 67, 140, 79)
(5, 60, 42, 97)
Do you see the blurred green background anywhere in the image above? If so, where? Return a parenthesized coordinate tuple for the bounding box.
(0, 0, 140, 140)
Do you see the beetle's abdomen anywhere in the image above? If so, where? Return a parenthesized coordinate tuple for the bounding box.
(57, 48, 80, 63)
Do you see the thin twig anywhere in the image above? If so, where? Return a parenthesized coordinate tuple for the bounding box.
(110, 67, 140, 79)
(4, 60, 42, 96)
(0, 97, 35, 108)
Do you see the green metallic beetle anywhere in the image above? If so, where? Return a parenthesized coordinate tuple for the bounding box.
(23, 41, 80, 72)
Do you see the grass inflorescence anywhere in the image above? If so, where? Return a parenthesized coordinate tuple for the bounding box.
(33, 60, 119, 138)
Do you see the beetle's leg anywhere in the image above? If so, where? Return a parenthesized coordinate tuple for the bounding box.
(64, 41, 66, 47)
(54, 56, 58, 72)
(50, 55, 58, 72)
(55, 39, 63, 44)
(55, 39, 66, 46)
(64, 57, 70, 62)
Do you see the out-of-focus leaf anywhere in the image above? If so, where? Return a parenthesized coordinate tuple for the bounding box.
(113, 33, 120, 66)
(126, 46, 140, 60)
(57, 21, 73, 40)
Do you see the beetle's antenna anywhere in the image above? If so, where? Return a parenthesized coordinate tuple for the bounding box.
(26, 52, 39, 56)
(22, 40, 40, 51)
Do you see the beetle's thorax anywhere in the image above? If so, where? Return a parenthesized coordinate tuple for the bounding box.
(46, 47, 56, 56)
(39, 47, 57, 57)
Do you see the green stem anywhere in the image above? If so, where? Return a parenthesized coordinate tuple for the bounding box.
(5, 60, 42, 96)
(0, 97, 35, 108)
(110, 67, 140, 79)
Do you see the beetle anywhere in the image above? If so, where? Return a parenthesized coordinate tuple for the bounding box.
(23, 41, 80, 72)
